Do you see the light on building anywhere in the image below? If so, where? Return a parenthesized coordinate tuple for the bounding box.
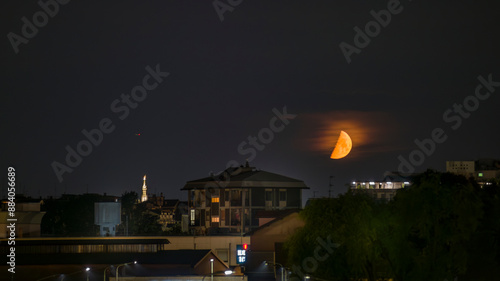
(369, 182, 375, 185)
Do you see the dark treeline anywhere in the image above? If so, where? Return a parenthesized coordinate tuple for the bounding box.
(285, 171, 500, 281)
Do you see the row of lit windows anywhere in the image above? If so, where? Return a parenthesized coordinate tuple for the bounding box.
(9, 244, 164, 254)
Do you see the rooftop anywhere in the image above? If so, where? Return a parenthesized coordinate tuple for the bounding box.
(182, 164, 309, 190)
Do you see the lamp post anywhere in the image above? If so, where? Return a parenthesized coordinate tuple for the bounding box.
(85, 267, 90, 281)
(115, 261, 137, 281)
(210, 258, 214, 281)
(103, 265, 112, 281)
(265, 261, 286, 281)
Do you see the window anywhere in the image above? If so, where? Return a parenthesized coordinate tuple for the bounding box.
(279, 190, 286, 201)
(225, 191, 229, 201)
(231, 190, 242, 206)
(190, 209, 195, 225)
(211, 217, 219, 223)
(265, 190, 272, 201)
(212, 197, 219, 203)
(216, 249, 229, 262)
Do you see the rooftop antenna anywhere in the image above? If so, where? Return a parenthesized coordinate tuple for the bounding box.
(329, 176, 334, 198)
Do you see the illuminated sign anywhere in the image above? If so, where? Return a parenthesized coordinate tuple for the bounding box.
(236, 244, 248, 264)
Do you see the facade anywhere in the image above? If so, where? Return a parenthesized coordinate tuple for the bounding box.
(446, 161, 476, 178)
(351, 171, 413, 201)
(447, 159, 500, 185)
(181, 164, 309, 235)
(0, 197, 45, 238)
(246, 211, 305, 280)
(94, 202, 121, 236)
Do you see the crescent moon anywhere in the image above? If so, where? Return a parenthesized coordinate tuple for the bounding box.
(330, 131, 353, 159)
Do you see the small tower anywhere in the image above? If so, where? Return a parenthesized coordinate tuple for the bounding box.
(141, 175, 148, 202)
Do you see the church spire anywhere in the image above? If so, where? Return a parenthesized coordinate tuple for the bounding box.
(141, 175, 148, 202)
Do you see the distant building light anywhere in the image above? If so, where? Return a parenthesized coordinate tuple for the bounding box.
(369, 182, 375, 185)
(386, 182, 392, 184)
(478, 173, 483, 177)
(404, 182, 410, 185)
(225, 270, 233, 275)
(352, 182, 356, 185)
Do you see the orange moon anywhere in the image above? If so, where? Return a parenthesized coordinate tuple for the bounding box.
(330, 131, 353, 159)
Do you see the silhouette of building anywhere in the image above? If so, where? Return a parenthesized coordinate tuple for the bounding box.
(182, 163, 309, 235)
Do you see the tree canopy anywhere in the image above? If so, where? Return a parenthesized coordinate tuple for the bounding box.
(285, 171, 499, 281)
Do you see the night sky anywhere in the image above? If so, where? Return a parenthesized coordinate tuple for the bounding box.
(2, 0, 500, 203)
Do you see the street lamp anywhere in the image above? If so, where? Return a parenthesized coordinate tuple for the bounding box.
(304, 275, 311, 281)
(115, 261, 137, 281)
(85, 267, 90, 281)
(265, 261, 286, 281)
(210, 258, 214, 281)
(103, 265, 113, 281)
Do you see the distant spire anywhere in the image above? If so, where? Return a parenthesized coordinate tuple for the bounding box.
(141, 175, 148, 202)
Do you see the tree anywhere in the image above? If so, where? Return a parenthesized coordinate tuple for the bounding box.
(386, 171, 483, 281)
(286, 192, 390, 281)
(286, 171, 486, 281)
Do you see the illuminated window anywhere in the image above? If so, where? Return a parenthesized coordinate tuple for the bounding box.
(212, 197, 219, 203)
(478, 173, 483, 177)
(211, 216, 219, 222)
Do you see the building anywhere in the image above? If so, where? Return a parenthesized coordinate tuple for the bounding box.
(446, 161, 476, 178)
(350, 171, 413, 201)
(181, 163, 309, 235)
(447, 159, 500, 185)
(141, 175, 148, 202)
(246, 211, 305, 280)
(0, 237, 244, 280)
(0, 196, 45, 238)
(94, 202, 121, 236)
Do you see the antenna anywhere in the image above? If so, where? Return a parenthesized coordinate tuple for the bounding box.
(329, 176, 334, 198)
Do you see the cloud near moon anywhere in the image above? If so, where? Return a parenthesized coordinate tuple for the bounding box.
(296, 111, 401, 159)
